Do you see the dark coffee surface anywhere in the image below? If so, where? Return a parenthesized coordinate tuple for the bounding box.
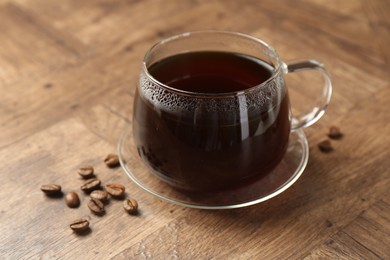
(148, 51, 273, 93)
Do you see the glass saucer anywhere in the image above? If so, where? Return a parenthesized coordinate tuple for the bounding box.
(118, 126, 309, 209)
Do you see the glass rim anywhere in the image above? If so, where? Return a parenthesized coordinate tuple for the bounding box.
(142, 30, 285, 98)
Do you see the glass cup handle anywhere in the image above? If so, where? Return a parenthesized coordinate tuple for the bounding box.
(285, 60, 332, 131)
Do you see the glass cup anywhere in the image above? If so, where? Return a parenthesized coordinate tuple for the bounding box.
(132, 31, 332, 193)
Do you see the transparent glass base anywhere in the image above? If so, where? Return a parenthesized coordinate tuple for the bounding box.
(118, 126, 309, 209)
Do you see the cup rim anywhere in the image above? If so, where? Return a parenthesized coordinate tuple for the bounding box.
(142, 30, 285, 98)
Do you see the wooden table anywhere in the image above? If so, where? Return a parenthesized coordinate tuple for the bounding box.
(1, 0, 389, 259)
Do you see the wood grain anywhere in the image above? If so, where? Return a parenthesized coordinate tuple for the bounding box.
(0, 0, 389, 259)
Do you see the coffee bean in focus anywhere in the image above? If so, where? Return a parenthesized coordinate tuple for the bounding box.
(80, 178, 101, 193)
(40, 184, 62, 196)
(70, 218, 90, 233)
(104, 154, 120, 168)
(78, 165, 94, 179)
(90, 190, 108, 201)
(65, 192, 80, 208)
(88, 198, 105, 215)
(123, 198, 138, 214)
(106, 183, 125, 198)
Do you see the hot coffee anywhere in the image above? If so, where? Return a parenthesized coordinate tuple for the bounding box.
(133, 51, 291, 192)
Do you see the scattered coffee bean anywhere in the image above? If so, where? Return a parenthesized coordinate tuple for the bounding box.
(78, 165, 94, 179)
(90, 190, 108, 201)
(106, 183, 125, 198)
(104, 154, 120, 168)
(70, 218, 90, 233)
(40, 184, 62, 196)
(80, 178, 101, 192)
(318, 139, 333, 153)
(328, 126, 343, 140)
(65, 192, 80, 208)
(88, 198, 105, 215)
(123, 198, 138, 214)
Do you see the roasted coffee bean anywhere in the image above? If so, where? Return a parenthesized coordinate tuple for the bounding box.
(87, 198, 105, 215)
(328, 126, 343, 140)
(40, 184, 62, 196)
(78, 165, 94, 179)
(106, 183, 125, 198)
(318, 139, 333, 153)
(65, 192, 80, 208)
(123, 198, 138, 214)
(104, 154, 119, 168)
(70, 218, 89, 233)
(90, 190, 108, 201)
(80, 178, 101, 192)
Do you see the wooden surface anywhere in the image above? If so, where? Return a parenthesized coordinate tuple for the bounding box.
(1, 0, 389, 259)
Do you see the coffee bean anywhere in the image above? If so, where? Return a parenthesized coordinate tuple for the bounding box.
(318, 139, 333, 153)
(90, 190, 108, 201)
(65, 192, 80, 208)
(123, 198, 138, 214)
(106, 183, 125, 198)
(70, 218, 89, 233)
(104, 154, 120, 168)
(328, 126, 343, 140)
(87, 198, 105, 215)
(78, 165, 94, 179)
(40, 184, 62, 196)
(80, 178, 101, 192)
